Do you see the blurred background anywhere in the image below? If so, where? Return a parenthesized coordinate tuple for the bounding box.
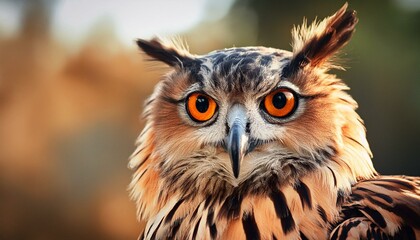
(0, 0, 419, 239)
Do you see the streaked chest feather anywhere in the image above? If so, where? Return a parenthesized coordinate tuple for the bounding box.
(134, 158, 348, 240)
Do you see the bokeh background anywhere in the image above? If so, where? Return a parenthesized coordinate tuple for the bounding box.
(0, 0, 419, 239)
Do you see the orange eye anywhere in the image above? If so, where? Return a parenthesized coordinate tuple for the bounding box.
(186, 92, 217, 122)
(263, 88, 297, 118)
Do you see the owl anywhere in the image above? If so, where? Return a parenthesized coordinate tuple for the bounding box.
(129, 4, 420, 240)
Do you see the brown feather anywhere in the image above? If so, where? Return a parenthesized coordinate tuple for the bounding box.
(129, 4, 419, 240)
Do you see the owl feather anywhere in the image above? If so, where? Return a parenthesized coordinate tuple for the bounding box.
(130, 3, 420, 239)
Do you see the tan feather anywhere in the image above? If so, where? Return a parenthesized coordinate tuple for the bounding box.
(130, 4, 419, 239)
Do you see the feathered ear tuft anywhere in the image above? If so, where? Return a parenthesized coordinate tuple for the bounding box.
(136, 37, 192, 68)
(284, 3, 358, 77)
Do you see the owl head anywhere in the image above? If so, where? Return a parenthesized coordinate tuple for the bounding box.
(130, 4, 376, 193)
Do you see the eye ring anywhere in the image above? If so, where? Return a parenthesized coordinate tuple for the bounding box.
(186, 92, 217, 122)
(262, 88, 297, 118)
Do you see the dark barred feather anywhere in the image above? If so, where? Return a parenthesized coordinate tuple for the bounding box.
(330, 176, 420, 239)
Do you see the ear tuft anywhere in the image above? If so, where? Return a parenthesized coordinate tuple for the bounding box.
(285, 3, 358, 77)
(136, 37, 192, 67)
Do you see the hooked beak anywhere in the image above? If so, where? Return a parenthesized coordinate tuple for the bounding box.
(226, 105, 249, 178)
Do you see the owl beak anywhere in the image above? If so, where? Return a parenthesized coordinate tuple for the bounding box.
(226, 105, 249, 178)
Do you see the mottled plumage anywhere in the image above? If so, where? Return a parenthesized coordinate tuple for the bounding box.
(129, 4, 420, 239)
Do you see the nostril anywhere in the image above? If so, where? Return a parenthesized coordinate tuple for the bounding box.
(246, 122, 251, 134)
(225, 122, 230, 135)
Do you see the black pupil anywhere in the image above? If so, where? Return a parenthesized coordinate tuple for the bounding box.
(196, 96, 209, 113)
(272, 92, 287, 109)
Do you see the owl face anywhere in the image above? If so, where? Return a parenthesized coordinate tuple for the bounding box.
(142, 46, 345, 184)
(136, 5, 373, 186)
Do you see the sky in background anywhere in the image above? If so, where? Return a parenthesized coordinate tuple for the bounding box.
(0, 1, 21, 35)
(0, 0, 235, 47)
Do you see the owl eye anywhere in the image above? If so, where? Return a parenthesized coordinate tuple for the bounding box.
(263, 88, 297, 118)
(186, 92, 217, 122)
